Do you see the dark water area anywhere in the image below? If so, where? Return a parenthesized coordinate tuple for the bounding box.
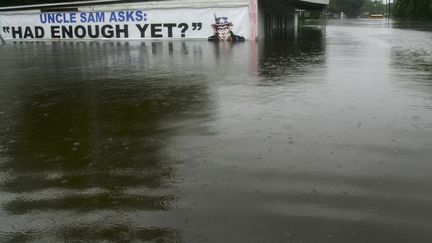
(1, 19, 432, 242)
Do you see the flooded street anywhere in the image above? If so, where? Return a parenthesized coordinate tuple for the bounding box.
(1, 19, 432, 242)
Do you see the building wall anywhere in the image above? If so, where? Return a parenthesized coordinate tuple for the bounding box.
(79, 0, 249, 12)
(0, 0, 250, 14)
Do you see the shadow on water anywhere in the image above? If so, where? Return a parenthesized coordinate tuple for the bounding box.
(0, 40, 217, 242)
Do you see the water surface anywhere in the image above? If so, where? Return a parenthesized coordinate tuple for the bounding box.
(1, 19, 432, 242)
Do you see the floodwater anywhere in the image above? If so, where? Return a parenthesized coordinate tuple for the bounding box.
(1, 19, 432, 242)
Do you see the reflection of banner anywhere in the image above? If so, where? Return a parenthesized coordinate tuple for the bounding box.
(0, 7, 249, 40)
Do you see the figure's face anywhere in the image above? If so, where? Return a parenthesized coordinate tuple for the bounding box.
(216, 26, 231, 40)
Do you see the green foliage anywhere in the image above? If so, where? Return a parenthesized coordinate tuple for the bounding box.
(329, 0, 367, 18)
(361, 0, 385, 15)
(394, 0, 432, 20)
(328, 0, 431, 19)
(329, 0, 387, 17)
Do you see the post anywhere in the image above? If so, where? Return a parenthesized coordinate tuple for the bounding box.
(320, 7, 327, 35)
(388, 0, 391, 19)
(0, 33, 5, 45)
(294, 10, 298, 30)
(249, 0, 258, 41)
(388, 0, 390, 20)
(293, 10, 298, 38)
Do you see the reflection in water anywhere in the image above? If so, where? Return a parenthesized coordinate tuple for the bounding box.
(258, 27, 326, 82)
(0, 40, 220, 242)
(389, 27, 432, 93)
(1, 21, 432, 242)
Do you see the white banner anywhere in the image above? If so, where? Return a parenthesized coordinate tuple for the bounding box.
(0, 7, 249, 40)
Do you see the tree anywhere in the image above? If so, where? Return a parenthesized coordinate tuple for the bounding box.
(361, 0, 385, 15)
(329, 0, 367, 18)
(393, 0, 432, 20)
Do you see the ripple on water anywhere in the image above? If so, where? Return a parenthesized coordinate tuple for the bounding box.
(363, 201, 380, 211)
(21, 217, 56, 236)
(304, 172, 340, 186)
(155, 195, 173, 209)
(74, 212, 107, 228)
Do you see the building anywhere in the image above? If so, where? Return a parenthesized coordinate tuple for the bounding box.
(0, 0, 328, 41)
